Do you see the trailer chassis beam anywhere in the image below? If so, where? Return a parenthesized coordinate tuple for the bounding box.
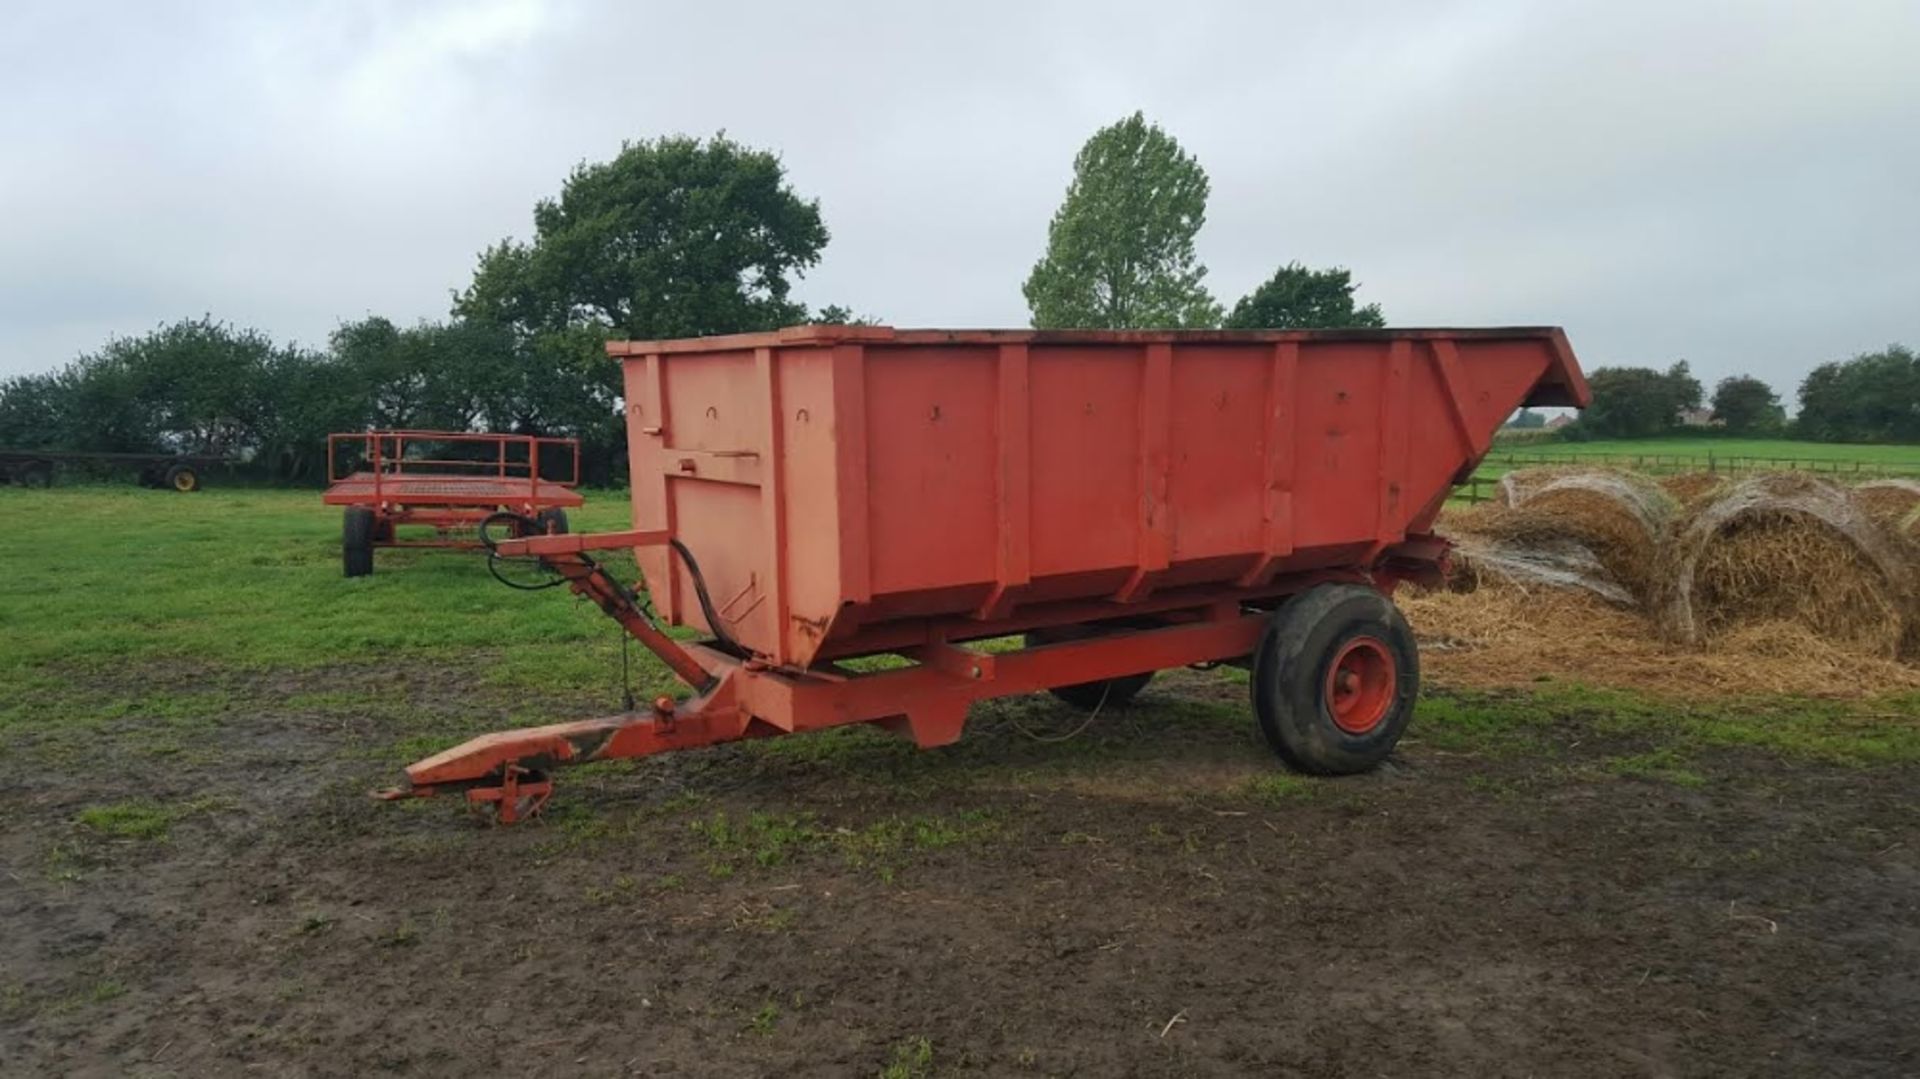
(378, 526, 1443, 822)
(378, 605, 1266, 822)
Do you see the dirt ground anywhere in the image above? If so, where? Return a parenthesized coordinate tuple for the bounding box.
(3, 660, 1917, 1078)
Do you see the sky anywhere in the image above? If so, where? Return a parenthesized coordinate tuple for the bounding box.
(2, 0, 1916, 403)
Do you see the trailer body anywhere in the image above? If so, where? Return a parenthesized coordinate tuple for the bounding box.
(382, 327, 1589, 821)
(617, 327, 1583, 666)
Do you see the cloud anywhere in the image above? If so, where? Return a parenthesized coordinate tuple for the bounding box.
(1, 0, 1915, 401)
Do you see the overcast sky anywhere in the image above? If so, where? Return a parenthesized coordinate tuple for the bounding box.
(3, 0, 1916, 400)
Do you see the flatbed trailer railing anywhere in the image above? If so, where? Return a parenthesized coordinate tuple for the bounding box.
(325, 430, 581, 506)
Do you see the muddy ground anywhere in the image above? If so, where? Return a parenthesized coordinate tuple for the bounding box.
(2, 663, 1917, 1078)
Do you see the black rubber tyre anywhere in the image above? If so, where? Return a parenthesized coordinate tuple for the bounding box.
(1251, 583, 1418, 774)
(534, 507, 570, 536)
(1025, 624, 1155, 711)
(342, 507, 377, 578)
(163, 464, 200, 492)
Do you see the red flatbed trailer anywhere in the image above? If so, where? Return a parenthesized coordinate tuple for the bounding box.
(322, 430, 583, 577)
(378, 326, 1589, 822)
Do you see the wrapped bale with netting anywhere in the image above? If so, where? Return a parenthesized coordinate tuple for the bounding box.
(1447, 468, 1674, 606)
(1659, 473, 1917, 659)
(1850, 478, 1920, 536)
(1658, 471, 1730, 508)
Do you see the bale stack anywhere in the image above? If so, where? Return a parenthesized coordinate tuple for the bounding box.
(1423, 468, 1920, 688)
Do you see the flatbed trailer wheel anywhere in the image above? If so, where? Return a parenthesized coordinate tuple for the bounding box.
(343, 507, 377, 578)
(163, 464, 200, 492)
(534, 507, 570, 535)
(1251, 583, 1418, 774)
(1025, 624, 1155, 711)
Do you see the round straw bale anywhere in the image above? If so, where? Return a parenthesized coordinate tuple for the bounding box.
(1851, 479, 1920, 533)
(1660, 473, 1916, 658)
(1658, 471, 1730, 507)
(1472, 470, 1673, 604)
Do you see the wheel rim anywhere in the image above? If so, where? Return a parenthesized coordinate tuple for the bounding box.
(172, 470, 196, 491)
(1323, 637, 1396, 735)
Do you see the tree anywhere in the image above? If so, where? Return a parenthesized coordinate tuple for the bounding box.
(0, 318, 321, 464)
(0, 373, 73, 449)
(810, 304, 880, 326)
(456, 134, 829, 340)
(115, 318, 283, 455)
(1666, 360, 1703, 415)
(1796, 345, 1920, 443)
(1710, 375, 1785, 435)
(1224, 263, 1385, 329)
(455, 134, 831, 479)
(1507, 408, 1545, 429)
(1023, 112, 1220, 329)
(1575, 361, 1701, 438)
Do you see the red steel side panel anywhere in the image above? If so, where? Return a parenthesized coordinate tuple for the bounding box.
(618, 328, 1586, 670)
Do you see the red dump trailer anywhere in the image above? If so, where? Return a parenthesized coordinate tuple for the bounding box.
(381, 326, 1588, 821)
(322, 430, 583, 577)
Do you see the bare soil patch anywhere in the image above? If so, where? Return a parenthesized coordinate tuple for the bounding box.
(2, 664, 1917, 1076)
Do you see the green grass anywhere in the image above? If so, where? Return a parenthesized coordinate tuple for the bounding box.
(880, 1037, 935, 1079)
(0, 486, 646, 758)
(1237, 772, 1317, 805)
(0, 485, 637, 676)
(1606, 748, 1707, 788)
(687, 808, 1001, 883)
(1481, 437, 1920, 473)
(1418, 684, 1920, 767)
(76, 801, 178, 840)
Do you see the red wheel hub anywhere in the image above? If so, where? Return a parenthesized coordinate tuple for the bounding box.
(1324, 637, 1396, 735)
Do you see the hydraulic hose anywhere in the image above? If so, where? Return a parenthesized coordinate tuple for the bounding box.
(669, 536, 745, 657)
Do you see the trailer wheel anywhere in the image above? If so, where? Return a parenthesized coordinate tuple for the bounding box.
(163, 464, 201, 492)
(343, 507, 377, 578)
(1025, 625, 1155, 711)
(534, 507, 570, 535)
(1251, 583, 1417, 774)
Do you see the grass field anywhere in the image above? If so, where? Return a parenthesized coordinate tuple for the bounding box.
(3, 485, 1918, 1074)
(1501, 437, 1920, 465)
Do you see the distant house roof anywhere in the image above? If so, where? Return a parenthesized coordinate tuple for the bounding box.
(1545, 414, 1573, 429)
(1678, 407, 1718, 427)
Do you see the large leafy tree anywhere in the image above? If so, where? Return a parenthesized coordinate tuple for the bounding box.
(1574, 362, 1702, 438)
(455, 135, 831, 479)
(1709, 374, 1785, 435)
(1796, 345, 1920, 443)
(1224, 263, 1385, 329)
(457, 134, 829, 339)
(1023, 112, 1220, 329)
